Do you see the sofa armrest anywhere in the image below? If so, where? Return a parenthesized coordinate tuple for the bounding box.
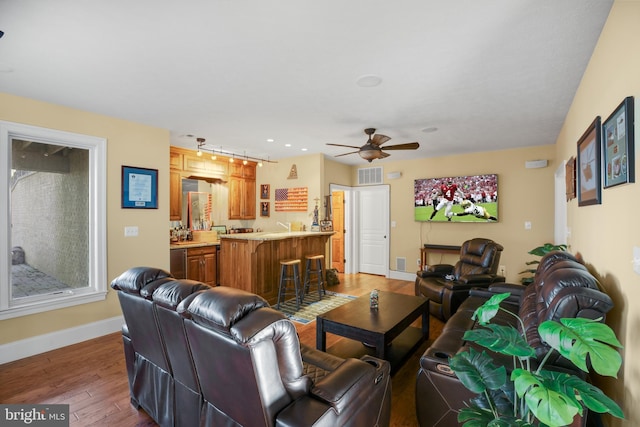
(310, 358, 377, 413)
(417, 264, 454, 278)
(468, 282, 526, 302)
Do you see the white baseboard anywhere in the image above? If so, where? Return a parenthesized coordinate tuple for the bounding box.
(0, 315, 124, 365)
(389, 270, 417, 281)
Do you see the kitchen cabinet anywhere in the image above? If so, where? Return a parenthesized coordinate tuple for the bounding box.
(183, 153, 228, 178)
(228, 163, 256, 220)
(169, 170, 182, 221)
(186, 246, 217, 286)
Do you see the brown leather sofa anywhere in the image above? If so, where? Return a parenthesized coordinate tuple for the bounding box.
(415, 238, 504, 322)
(415, 251, 614, 427)
(111, 267, 392, 427)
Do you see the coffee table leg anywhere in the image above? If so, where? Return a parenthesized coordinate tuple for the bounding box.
(422, 310, 429, 340)
(375, 336, 386, 359)
(316, 318, 326, 351)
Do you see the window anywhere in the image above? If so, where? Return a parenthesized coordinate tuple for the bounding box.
(0, 121, 107, 319)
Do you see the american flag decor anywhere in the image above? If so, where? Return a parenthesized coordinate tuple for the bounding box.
(275, 187, 308, 212)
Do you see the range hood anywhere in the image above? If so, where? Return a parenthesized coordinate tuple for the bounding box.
(186, 175, 227, 184)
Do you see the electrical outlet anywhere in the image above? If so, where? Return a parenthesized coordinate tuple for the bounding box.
(417, 258, 421, 266)
(498, 265, 506, 276)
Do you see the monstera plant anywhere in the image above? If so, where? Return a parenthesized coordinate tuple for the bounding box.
(449, 293, 624, 427)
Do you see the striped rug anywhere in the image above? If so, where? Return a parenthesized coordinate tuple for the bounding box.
(275, 291, 356, 324)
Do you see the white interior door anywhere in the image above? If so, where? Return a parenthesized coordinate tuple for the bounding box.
(554, 162, 568, 245)
(357, 186, 389, 276)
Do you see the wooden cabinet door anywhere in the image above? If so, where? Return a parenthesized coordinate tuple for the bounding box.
(243, 179, 256, 219)
(170, 170, 182, 221)
(228, 176, 243, 219)
(220, 240, 250, 292)
(202, 251, 216, 286)
(186, 254, 202, 282)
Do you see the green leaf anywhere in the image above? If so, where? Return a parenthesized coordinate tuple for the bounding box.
(472, 293, 511, 325)
(538, 318, 623, 376)
(512, 369, 581, 426)
(542, 371, 625, 419)
(464, 324, 535, 358)
(450, 348, 507, 393)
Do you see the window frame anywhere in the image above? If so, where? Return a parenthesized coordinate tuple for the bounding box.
(0, 121, 107, 320)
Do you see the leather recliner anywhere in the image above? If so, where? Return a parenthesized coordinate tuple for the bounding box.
(415, 238, 505, 321)
(415, 251, 614, 427)
(111, 267, 209, 427)
(111, 267, 392, 427)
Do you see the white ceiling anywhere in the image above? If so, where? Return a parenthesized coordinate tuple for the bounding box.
(0, 0, 613, 165)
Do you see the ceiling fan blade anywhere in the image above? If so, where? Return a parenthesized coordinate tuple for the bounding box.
(381, 142, 420, 150)
(378, 151, 391, 158)
(371, 134, 391, 146)
(326, 143, 361, 149)
(334, 150, 361, 157)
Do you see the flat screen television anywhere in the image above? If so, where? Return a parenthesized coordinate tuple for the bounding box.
(414, 174, 498, 222)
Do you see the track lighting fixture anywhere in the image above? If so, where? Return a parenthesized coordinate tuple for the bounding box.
(193, 137, 277, 164)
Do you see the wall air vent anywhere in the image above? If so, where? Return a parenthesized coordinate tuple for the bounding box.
(358, 167, 383, 185)
(396, 257, 406, 272)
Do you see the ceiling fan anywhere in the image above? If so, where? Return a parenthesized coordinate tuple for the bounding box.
(327, 128, 419, 162)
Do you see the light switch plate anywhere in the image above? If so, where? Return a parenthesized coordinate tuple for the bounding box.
(634, 246, 640, 275)
(124, 226, 139, 237)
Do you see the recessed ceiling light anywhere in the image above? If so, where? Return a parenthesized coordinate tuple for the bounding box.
(301, 148, 308, 151)
(356, 74, 382, 87)
(266, 138, 274, 142)
(285, 143, 292, 147)
(421, 126, 438, 133)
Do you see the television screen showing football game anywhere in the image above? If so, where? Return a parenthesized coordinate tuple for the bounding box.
(414, 174, 498, 222)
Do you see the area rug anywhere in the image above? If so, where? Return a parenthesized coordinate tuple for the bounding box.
(275, 291, 356, 324)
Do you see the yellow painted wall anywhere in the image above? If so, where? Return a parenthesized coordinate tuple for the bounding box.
(253, 153, 325, 231)
(350, 145, 557, 282)
(0, 93, 170, 344)
(555, 2, 639, 425)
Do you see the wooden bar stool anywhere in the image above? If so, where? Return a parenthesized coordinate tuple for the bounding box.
(277, 259, 302, 310)
(303, 254, 326, 300)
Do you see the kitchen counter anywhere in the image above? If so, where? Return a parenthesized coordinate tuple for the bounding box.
(219, 231, 334, 241)
(170, 241, 220, 249)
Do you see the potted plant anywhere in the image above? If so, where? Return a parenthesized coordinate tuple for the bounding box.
(449, 292, 624, 427)
(519, 243, 568, 285)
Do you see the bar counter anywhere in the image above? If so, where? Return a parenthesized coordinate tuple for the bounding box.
(218, 231, 334, 305)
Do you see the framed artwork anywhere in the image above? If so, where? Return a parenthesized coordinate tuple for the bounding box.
(577, 117, 602, 207)
(565, 156, 576, 201)
(260, 184, 270, 199)
(602, 96, 635, 188)
(260, 201, 270, 217)
(122, 166, 158, 209)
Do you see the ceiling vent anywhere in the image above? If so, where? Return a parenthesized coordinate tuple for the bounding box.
(358, 167, 383, 185)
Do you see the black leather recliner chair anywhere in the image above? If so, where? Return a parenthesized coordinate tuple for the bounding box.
(415, 238, 504, 321)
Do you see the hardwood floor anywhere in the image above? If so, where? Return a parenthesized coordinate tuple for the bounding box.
(0, 273, 443, 426)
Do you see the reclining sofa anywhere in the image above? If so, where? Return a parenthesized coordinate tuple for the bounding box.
(111, 266, 391, 427)
(415, 251, 614, 427)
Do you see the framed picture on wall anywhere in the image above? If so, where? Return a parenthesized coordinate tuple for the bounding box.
(260, 201, 270, 217)
(260, 184, 270, 199)
(121, 166, 158, 209)
(565, 156, 576, 201)
(577, 117, 602, 207)
(602, 96, 635, 189)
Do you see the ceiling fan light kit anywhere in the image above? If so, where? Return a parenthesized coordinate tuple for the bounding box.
(327, 128, 419, 162)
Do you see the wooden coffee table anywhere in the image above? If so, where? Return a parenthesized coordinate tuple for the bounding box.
(316, 291, 429, 373)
